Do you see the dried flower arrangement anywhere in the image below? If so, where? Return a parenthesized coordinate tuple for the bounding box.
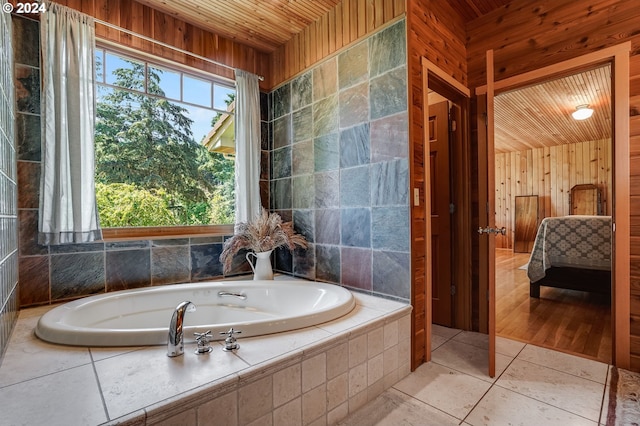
(220, 208, 308, 274)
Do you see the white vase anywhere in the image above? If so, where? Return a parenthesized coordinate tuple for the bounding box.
(246, 250, 274, 280)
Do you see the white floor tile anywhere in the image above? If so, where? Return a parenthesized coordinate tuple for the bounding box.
(452, 330, 488, 350)
(431, 339, 512, 383)
(336, 388, 460, 426)
(393, 361, 492, 420)
(496, 358, 605, 422)
(496, 336, 526, 358)
(431, 333, 449, 350)
(517, 344, 609, 384)
(431, 324, 462, 340)
(600, 384, 610, 425)
(0, 332, 92, 387)
(466, 385, 598, 426)
(0, 364, 107, 426)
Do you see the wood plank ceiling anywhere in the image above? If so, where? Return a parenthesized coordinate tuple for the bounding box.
(137, 0, 513, 53)
(495, 65, 612, 153)
(137, 0, 610, 153)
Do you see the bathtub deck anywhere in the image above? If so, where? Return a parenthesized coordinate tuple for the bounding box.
(0, 281, 411, 425)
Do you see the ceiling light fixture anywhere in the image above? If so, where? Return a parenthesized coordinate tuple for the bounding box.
(571, 104, 594, 120)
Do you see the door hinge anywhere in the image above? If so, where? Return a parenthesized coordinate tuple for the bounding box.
(451, 284, 456, 296)
(449, 203, 455, 214)
(450, 119, 457, 132)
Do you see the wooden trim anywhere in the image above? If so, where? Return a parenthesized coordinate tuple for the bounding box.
(477, 93, 488, 334)
(479, 41, 631, 369)
(421, 60, 432, 364)
(101, 224, 234, 241)
(475, 43, 630, 96)
(417, 58, 472, 366)
(421, 57, 470, 97)
(613, 47, 631, 369)
(486, 49, 496, 379)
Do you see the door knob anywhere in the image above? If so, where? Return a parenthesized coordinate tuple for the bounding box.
(477, 226, 506, 235)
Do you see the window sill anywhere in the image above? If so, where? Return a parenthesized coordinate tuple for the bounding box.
(101, 224, 235, 241)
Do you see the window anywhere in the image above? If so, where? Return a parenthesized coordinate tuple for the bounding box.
(94, 49, 236, 230)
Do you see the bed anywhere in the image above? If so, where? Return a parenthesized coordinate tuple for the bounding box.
(527, 215, 612, 298)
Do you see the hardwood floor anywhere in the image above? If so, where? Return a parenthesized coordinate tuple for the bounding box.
(495, 248, 612, 364)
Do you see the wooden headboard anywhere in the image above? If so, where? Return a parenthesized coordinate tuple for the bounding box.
(570, 184, 603, 215)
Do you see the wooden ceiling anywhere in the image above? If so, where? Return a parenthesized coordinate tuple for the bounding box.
(495, 64, 612, 153)
(137, 0, 513, 53)
(136, 0, 343, 53)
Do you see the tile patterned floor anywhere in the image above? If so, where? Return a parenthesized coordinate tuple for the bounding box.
(338, 324, 611, 426)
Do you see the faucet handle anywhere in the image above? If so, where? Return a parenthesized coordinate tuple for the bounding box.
(220, 328, 242, 338)
(221, 328, 241, 352)
(194, 330, 213, 355)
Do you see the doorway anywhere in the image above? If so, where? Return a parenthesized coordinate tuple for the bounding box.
(479, 43, 631, 371)
(493, 65, 613, 363)
(411, 58, 472, 370)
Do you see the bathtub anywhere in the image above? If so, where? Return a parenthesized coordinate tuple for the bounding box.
(35, 278, 355, 347)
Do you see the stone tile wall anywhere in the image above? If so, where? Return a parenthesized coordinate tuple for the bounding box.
(267, 20, 410, 300)
(0, 9, 18, 359)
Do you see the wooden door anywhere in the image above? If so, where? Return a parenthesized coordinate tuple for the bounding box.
(514, 195, 538, 253)
(429, 101, 452, 327)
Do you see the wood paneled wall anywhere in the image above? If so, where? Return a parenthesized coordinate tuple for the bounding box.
(494, 139, 612, 249)
(466, 0, 640, 89)
(465, 0, 640, 371)
(407, 0, 468, 369)
(268, 0, 405, 88)
(631, 53, 640, 370)
(55, 0, 270, 90)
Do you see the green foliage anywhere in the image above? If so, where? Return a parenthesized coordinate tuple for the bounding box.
(94, 60, 236, 227)
(209, 181, 235, 224)
(96, 183, 178, 227)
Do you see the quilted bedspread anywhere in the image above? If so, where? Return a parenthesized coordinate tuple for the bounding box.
(527, 215, 612, 283)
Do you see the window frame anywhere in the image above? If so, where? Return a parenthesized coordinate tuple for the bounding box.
(95, 42, 237, 241)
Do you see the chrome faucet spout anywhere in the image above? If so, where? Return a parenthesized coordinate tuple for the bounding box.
(167, 301, 195, 357)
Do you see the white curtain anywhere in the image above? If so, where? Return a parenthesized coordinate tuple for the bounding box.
(39, 3, 101, 245)
(234, 69, 262, 228)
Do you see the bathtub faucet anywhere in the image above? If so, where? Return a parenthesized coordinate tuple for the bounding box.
(167, 301, 196, 357)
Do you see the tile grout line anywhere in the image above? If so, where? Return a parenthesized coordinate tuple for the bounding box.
(89, 349, 111, 423)
(486, 345, 608, 424)
(389, 385, 468, 423)
(598, 366, 611, 425)
(458, 341, 527, 425)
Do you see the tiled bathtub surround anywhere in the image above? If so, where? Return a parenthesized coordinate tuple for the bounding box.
(268, 19, 410, 300)
(0, 282, 411, 425)
(0, 9, 18, 359)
